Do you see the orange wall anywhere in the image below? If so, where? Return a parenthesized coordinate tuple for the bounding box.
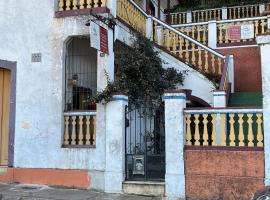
(217, 46, 262, 92)
(185, 148, 264, 200)
(0, 168, 91, 189)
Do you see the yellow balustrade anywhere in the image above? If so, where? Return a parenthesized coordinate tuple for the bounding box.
(116, 0, 147, 36)
(58, 0, 107, 12)
(63, 113, 97, 147)
(185, 110, 264, 147)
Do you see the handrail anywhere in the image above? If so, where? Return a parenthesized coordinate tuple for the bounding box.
(172, 15, 268, 28)
(184, 108, 263, 114)
(124, 0, 226, 59)
(219, 55, 230, 91)
(150, 16, 226, 59)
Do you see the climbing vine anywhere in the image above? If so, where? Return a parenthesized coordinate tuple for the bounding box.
(90, 34, 185, 108)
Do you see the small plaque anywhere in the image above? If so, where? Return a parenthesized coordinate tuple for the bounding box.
(133, 155, 145, 175)
(31, 53, 42, 63)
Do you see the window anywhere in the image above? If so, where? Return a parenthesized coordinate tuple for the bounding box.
(64, 37, 97, 111)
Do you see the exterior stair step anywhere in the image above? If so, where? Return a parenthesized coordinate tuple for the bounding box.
(123, 181, 165, 197)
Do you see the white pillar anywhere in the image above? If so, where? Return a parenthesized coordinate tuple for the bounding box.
(186, 11, 192, 23)
(146, 17, 153, 40)
(105, 94, 128, 193)
(229, 55, 235, 93)
(208, 21, 217, 49)
(213, 91, 226, 108)
(268, 16, 270, 31)
(163, 91, 186, 200)
(259, 4, 266, 15)
(222, 7, 228, 20)
(257, 34, 270, 186)
(106, 0, 117, 17)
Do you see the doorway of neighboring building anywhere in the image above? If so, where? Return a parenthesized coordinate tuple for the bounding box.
(0, 68, 11, 166)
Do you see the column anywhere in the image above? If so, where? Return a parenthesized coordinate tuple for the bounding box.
(208, 21, 217, 49)
(104, 94, 128, 193)
(222, 7, 228, 20)
(146, 17, 153, 40)
(259, 4, 266, 15)
(186, 11, 192, 24)
(213, 91, 226, 108)
(163, 90, 186, 199)
(257, 33, 270, 186)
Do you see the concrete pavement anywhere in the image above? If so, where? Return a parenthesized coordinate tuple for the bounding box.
(0, 184, 161, 200)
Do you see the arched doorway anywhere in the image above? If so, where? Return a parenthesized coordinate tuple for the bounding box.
(0, 68, 11, 166)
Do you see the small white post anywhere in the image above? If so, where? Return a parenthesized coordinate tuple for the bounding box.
(208, 21, 217, 49)
(222, 7, 228, 20)
(163, 90, 186, 199)
(213, 91, 226, 108)
(106, 0, 117, 17)
(156, 26, 162, 45)
(257, 33, 270, 186)
(229, 55, 235, 93)
(187, 11, 192, 23)
(104, 94, 128, 193)
(146, 17, 153, 40)
(259, 4, 266, 15)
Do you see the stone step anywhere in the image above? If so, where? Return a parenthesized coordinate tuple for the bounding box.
(123, 181, 165, 197)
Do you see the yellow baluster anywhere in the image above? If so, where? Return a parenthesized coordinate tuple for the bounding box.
(86, 0, 91, 8)
(194, 114, 200, 146)
(203, 114, 208, 146)
(229, 114, 235, 146)
(72, 0, 78, 10)
(71, 116, 77, 145)
(217, 10, 221, 20)
(166, 30, 171, 51)
(185, 39, 190, 63)
(257, 113, 263, 147)
(204, 51, 209, 73)
(225, 26, 229, 44)
(79, 0, 84, 9)
(218, 25, 223, 44)
(193, 12, 196, 23)
(218, 58, 222, 75)
(78, 116, 84, 145)
(100, 0, 106, 7)
(211, 114, 217, 146)
(59, 0, 64, 11)
(247, 114, 254, 147)
(255, 20, 259, 35)
(186, 115, 192, 145)
(66, 0, 71, 10)
(198, 48, 202, 70)
(238, 114, 245, 146)
(220, 114, 226, 146)
(172, 33, 177, 53)
(93, 116, 97, 145)
(64, 116, 70, 145)
(229, 9, 232, 19)
(211, 54, 215, 73)
(250, 7, 254, 17)
(179, 37, 183, 59)
(202, 26, 207, 45)
(261, 20, 266, 34)
(86, 116, 91, 145)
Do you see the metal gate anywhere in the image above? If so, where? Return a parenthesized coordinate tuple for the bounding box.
(125, 105, 165, 181)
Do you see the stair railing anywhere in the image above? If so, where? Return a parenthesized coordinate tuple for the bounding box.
(117, 0, 226, 76)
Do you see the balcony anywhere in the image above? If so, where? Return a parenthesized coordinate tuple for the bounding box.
(56, 0, 109, 18)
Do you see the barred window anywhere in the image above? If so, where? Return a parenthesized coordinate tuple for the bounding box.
(64, 37, 97, 111)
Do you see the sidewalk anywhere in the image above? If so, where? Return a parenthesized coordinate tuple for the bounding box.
(0, 184, 161, 200)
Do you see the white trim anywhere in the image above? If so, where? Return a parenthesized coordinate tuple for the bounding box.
(184, 108, 263, 114)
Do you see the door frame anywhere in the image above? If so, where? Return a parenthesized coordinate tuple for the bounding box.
(0, 59, 16, 167)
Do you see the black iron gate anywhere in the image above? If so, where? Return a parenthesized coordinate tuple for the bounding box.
(125, 105, 165, 181)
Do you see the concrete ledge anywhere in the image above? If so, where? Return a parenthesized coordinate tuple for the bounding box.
(123, 181, 165, 197)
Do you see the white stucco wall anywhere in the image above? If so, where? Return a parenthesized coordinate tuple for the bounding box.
(0, 0, 116, 190)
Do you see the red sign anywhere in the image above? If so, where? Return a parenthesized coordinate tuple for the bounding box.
(100, 27, 109, 54)
(228, 25, 241, 40)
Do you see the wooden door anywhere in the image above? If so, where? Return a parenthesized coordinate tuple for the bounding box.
(0, 68, 11, 166)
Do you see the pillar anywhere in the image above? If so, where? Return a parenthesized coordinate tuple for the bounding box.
(213, 91, 226, 108)
(104, 94, 128, 193)
(186, 11, 192, 24)
(257, 33, 270, 186)
(208, 21, 217, 49)
(222, 7, 228, 20)
(163, 90, 186, 199)
(259, 4, 266, 15)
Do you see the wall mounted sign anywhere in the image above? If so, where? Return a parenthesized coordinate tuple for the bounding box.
(229, 24, 254, 40)
(90, 21, 101, 51)
(90, 21, 109, 54)
(133, 155, 145, 175)
(228, 26, 241, 40)
(241, 24, 254, 39)
(31, 53, 42, 63)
